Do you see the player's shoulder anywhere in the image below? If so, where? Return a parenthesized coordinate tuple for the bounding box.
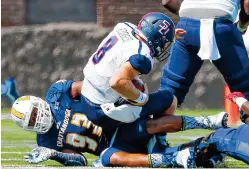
(45, 80, 73, 104)
(36, 123, 60, 150)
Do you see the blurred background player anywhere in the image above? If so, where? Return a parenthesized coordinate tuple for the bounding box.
(1, 77, 19, 105)
(161, 0, 249, 113)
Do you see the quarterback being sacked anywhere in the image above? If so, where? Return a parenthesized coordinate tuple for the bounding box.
(81, 12, 208, 132)
(11, 80, 227, 166)
(82, 12, 178, 125)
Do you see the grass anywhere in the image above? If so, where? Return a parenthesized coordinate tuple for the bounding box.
(1, 109, 248, 167)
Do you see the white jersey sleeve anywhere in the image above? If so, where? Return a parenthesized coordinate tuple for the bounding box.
(179, 0, 240, 22)
(82, 22, 153, 104)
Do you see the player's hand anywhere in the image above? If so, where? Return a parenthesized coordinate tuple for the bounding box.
(175, 28, 187, 40)
(126, 83, 149, 106)
(224, 92, 245, 103)
(127, 91, 149, 107)
(236, 22, 247, 35)
(24, 147, 55, 164)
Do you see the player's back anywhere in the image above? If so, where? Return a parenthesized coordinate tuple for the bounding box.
(36, 80, 109, 155)
(82, 22, 153, 104)
(179, 0, 240, 22)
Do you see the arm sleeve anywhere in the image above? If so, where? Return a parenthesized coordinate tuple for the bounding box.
(50, 151, 87, 166)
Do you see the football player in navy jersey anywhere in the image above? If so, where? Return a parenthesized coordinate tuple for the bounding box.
(11, 80, 107, 166)
(11, 79, 228, 166)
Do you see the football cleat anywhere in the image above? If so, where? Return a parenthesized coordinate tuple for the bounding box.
(204, 112, 228, 130)
(172, 147, 197, 168)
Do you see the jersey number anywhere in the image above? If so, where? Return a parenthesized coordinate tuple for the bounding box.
(66, 113, 102, 152)
(92, 36, 118, 64)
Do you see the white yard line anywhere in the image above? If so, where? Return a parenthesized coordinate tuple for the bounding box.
(1, 114, 11, 120)
(1, 152, 29, 154)
(0, 156, 237, 162)
(1, 158, 94, 162)
(1, 159, 24, 161)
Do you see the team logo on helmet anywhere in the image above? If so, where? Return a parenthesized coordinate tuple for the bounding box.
(158, 20, 171, 35)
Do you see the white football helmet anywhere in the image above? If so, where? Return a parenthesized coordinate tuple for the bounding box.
(11, 95, 54, 134)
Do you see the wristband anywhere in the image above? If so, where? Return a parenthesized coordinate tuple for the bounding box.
(235, 97, 247, 109)
(135, 92, 148, 104)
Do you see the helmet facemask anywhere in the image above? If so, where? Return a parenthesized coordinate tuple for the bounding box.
(153, 35, 173, 62)
(22, 97, 53, 134)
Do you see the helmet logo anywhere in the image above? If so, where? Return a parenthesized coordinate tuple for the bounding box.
(158, 20, 170, 35)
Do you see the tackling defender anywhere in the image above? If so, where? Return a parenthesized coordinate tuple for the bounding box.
(11, 79, 227, 166)
(96, 91, 249, 168)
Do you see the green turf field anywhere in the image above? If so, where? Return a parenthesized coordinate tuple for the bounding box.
(1, 108, 248, 168)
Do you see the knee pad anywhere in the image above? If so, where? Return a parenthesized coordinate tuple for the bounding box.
(160, 68, 193, 106)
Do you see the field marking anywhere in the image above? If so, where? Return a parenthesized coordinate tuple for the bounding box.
(1, 156, 237, 162)
(1, 152, 29, 154)
(1, 158, 94, 162)
(1, 143, 36, 148)
(2, 114, 11, 120)
(2, 159, 25, 161)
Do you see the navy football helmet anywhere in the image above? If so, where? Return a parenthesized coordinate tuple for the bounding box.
(137, 12, 175, 61)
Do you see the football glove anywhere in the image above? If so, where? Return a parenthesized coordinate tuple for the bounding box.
(24, 147, 55, 164)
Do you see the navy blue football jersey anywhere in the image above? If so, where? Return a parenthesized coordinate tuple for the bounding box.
(36, 80, 109, 155)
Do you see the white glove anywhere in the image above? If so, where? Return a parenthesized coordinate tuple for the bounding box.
(24, 147, 54, 164)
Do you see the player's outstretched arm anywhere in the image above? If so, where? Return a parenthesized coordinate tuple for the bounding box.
(162, 0, 182, 15)
(24, 147, 87, 166)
